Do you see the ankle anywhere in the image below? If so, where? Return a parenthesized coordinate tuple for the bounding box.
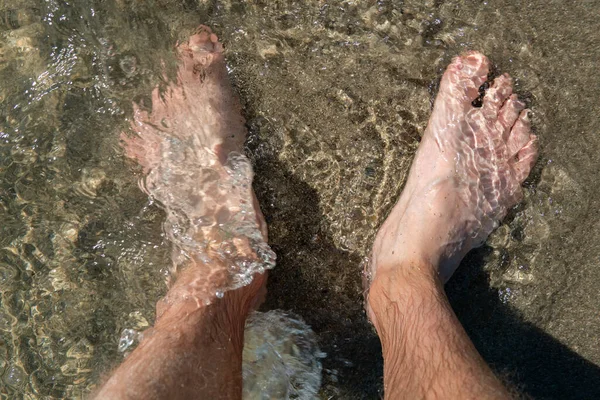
(155, 271, 266, 333)
(371, 211, 445, 277)
(367, 259, 443, 332)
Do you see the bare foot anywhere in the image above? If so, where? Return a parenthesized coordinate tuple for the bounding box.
(370, 51, 538, 285)
(122, 26, 275, 308)
(96, 28, 274, 400)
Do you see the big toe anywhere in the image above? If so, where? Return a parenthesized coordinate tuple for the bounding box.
(177, 26, 226, 87)
(440, 51, 490, 106)
(461, 51, 490, 79)
(187, 25, 223, 54)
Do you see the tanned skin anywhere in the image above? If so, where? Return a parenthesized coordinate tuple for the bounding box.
(95, 30, 537, 400)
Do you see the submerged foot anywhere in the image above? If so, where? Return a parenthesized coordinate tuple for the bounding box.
(370, 51, 538, 286)
(122, 26, 274, 308)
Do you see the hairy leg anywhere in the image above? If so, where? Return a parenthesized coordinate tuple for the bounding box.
(367, 52, 538, 399)
(369, 261, 511, 400)
(94, 27, 271, 400)
(94, 270, 265, 400)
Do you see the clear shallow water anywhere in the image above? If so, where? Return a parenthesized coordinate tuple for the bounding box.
(243, 310, 324, 400)
(1, 0, 599, 398)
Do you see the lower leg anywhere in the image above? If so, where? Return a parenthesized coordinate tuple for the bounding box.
(94, 268, 265, 400)
(368, 262, 510, 399)
(367, 52, 538, 399)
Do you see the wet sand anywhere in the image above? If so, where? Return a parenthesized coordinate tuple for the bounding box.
(0, 0, 599, 398)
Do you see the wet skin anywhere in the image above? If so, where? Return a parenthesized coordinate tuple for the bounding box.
(367, 52, 537, 399)
(95, 26, 268, 400)
(95, 27, 537, 400)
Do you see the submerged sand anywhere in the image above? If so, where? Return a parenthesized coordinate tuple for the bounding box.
(0, 0, 599, 398)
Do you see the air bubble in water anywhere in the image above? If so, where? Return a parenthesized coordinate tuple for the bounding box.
(243, 310, 324, 399)
(118, 329, 138, 353)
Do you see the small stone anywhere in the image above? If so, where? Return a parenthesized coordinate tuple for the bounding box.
(119, 55, 138, 77)
(79, 167, 107, 197)
(0, 310, 16, 331)
(258, 43, 279, 59)
(127, 311, 149, 330)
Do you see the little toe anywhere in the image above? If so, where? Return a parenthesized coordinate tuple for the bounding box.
(499, 94, 525, 140)
(507, 109, 532, 157)
(482, 74, 513, 118)
(440, 51, 490, 106)
(513, 135, 539, 182)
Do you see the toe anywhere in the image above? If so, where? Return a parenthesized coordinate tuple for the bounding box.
(189, 25, 223, 53)
(507, 109, 532, 157)
(482, 74, 513, 118)
(440, 51, 490, 106)
(513, 135, 539, 182)
(176, 26, 226, 91)
(498, 94, 525, 140)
